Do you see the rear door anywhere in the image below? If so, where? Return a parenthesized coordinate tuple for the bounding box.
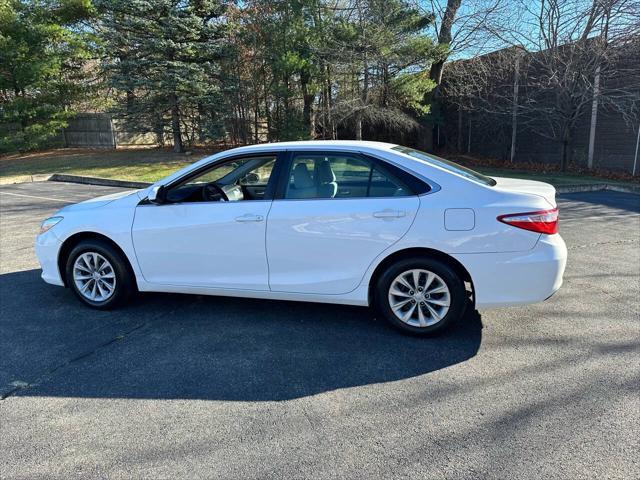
(266, 151, 421, 295)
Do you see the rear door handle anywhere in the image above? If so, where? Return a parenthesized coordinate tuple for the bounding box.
(373, 209, 406, 219)
(235, 214, 264, 223)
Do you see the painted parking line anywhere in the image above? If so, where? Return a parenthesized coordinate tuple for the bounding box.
(0, 191, 76, 203)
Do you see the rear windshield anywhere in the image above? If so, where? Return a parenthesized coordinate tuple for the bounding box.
(391, 146, 496, 187)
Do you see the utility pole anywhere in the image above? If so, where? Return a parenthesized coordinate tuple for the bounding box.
(633, 123, 639, 176)
(587, 65, 601, 169)
(510, 52, 521, 163)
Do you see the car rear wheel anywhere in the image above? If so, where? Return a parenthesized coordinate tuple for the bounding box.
(65, 239, 134, 309)
(375, 257, 467, 335)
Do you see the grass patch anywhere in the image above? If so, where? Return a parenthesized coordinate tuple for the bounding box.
(0, 148, 206, 184)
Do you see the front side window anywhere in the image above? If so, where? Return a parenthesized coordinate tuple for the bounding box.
(284, 153, 413, 200)
(166, 155, 276, 203)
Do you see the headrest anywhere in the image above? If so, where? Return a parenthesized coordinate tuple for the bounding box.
(316, 159, 336, 184)
(293, 163, 314, 189)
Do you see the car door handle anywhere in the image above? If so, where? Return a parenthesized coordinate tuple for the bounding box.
(235, 214, 264, 223)
(373, 209, 406, 219)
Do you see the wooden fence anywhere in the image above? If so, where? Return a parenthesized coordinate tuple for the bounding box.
(62, 114, 158, 148)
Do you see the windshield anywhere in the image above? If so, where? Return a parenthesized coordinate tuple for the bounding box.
(391, 146, 496, 187)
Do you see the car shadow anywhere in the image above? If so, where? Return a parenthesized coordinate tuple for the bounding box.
(0, 269, 482, 401)
(557, 191, 640, 217)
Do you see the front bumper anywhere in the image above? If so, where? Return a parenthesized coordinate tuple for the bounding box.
(35, 230, 65, 286)
(452, 233, 567, 309)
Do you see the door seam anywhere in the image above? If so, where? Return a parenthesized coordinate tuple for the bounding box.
(265, 199, 275, 291)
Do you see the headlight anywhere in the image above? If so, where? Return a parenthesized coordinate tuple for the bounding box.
(39, 216, 63, 234)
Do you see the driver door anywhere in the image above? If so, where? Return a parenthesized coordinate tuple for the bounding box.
(131, 153, 280, 290)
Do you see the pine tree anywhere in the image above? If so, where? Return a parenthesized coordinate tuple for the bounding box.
(324, 0, 436, 140)
(237, 0, 322, 141)
(0, 0, 95, 152)
(98, 0, 227, 152)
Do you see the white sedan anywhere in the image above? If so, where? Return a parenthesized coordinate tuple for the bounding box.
(36, 141, 567, 335)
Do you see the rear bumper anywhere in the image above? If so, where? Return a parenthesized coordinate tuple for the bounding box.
(452, 234, 567, 309)
(35, 230, 65, 287)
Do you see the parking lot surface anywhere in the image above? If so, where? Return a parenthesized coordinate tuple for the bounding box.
(1, 181, 638, 479)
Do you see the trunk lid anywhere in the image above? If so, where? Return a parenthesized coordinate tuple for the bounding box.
(490, 176, 557, 208)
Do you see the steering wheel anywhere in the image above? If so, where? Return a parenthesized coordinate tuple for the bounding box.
(202, 183, 229, 202)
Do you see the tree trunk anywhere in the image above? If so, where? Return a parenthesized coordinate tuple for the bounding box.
(264, 81, 271, 142)
(560, 138, 571, 172)
(429, 63, 446, 87)
(457, 107, 463, 152)
(560, 124, 573, 172)
(326, 65, 336, 139)
(170, 93, 183, 153)
(355, 113, 362, 140)
(254, 89, 260, 144)
(301, 70, 314, 138)
(428, 0, 462, 85)
(155, 128, 164, 147)
(197, 102, 205, 144)
(126, 91, 135, 114)
(283, 74, 290, 114)
(429, 0, 462, 151)
(382, 64, 389, 108)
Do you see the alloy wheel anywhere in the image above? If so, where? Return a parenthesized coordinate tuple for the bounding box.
(73, 252, 117, 302)
(387, 268, 451, 327)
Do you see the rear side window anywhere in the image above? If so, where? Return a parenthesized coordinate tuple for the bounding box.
(392, 146, 496, 186)
(284, 152, 415, 199)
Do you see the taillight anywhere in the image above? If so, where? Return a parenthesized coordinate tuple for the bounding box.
(497, 208, 559, 234)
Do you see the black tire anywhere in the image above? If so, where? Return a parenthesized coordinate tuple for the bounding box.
(374, 256, 467, 336)
(65, 239, 135, 309)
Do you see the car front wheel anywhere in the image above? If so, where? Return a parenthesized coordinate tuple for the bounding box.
(65, 239, 134, 309)
(375, 257, 467, 335)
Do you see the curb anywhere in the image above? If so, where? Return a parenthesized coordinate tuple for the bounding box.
(0, 173, 52, 185)
(604, 184, 640, 195)
(555, 184, 608, 193)
(556, 184, 640, 195)
(47, 174, 151, 189)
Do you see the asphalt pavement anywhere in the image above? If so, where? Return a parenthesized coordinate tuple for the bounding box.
(0, 181, 638, 479)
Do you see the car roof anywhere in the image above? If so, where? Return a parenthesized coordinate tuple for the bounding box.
(223, 140, 398, 154)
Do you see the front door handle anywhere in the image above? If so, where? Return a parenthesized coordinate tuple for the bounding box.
(373, 209, 405, 219)
(235, 214, 264, 223)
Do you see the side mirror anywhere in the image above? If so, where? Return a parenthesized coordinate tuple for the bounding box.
(241, 172, 260, 184)
(147, 185, 166, 204)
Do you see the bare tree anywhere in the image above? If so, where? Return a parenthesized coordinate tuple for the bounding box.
(417, 0, 507, 84)
(414, 0, 507, 148)
(443, 0, 640, 170)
